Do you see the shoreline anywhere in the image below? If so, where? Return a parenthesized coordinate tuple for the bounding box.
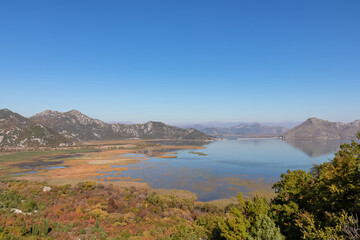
(0, 139, 275, 204)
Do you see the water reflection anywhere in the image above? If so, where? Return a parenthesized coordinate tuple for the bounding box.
(284, 139, 347, 157)
(95, 139, 351, 201)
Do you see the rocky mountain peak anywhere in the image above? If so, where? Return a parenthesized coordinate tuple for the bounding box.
(0, 108, 15, 116)
(350, 120, 360, 128)
(305, 118, 346, 128)
(284, 118, 359, 139)
(67, 109, 82, 115)
(1, 109, 74, 148)
(305, 117, 327, 124)
(146, 121, 165, 125)
(33, 110, 62, 118)
(33, 109, 106, 127)
(0, 108, 29, 125)
(66, 110, 105, 126)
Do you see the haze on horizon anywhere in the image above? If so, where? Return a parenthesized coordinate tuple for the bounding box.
(0, 1, 359, 124)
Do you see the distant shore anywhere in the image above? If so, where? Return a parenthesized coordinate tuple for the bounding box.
(216, 136, 283, 140)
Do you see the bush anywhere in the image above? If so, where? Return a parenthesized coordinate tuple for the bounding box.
(77, 181, 96, 191)
(248, 215, 284, 240)
(22, 199, 37, 212)
(146, 192, 194, 211)
(170, 223, 208, 240)
(90, 209, 108, 221)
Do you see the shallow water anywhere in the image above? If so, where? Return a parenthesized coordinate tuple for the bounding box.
(13, 171, 37, 175)
(45, 166, 67, 170)
(96, 139, 349, 201)
(15, 160, 64, 169)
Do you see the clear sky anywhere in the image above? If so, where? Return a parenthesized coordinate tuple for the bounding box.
(0, 1, 359, 124)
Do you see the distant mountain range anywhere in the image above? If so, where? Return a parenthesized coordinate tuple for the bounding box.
(176, 121, 300, 130)
(283, 117, 360, 139)
(0, 109, 214, 148)
(175, 121, 301, 138)
(175, 122, 289, 138)
(199, 123, 288, 138)
(178, 118, 360, 139)
(1, 108, 359, 148)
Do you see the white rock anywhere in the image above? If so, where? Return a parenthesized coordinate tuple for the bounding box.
(11, 208, 24, 214)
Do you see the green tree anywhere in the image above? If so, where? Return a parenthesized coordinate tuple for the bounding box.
(271, 133, 360, 239)
(271, 170, 312, 238)
(248, 215, 284, 240)
(218, 193, 250, 240)
(218, 193, 284, 240)
(310, 140, 360, 218)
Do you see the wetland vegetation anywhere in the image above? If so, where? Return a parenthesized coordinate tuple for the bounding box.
(188, 151, 208, 156)
(0, 136, 359, 239)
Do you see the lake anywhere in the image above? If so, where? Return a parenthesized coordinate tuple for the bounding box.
(95, 139, 348, 201)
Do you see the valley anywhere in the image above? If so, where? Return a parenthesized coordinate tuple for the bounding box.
(1, 108, 360, 239)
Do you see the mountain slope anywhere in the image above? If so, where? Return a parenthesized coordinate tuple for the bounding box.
(31, 110, 214, 141)
(229, 123, 287, 136)
(283, 118, 360, 139)
(111, 121, 214, 140)
(0, 109, 72, 148)
(31, 110, 112, 141)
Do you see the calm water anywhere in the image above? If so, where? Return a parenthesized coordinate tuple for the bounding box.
(95, 139, 348, 201)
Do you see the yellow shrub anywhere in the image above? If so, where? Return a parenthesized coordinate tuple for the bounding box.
(89, 208, 108, 221)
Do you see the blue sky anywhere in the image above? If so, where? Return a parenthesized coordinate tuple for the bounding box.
(0, 1, 359, 124)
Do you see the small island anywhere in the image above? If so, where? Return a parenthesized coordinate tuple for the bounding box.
(189, 151, 208, 156)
